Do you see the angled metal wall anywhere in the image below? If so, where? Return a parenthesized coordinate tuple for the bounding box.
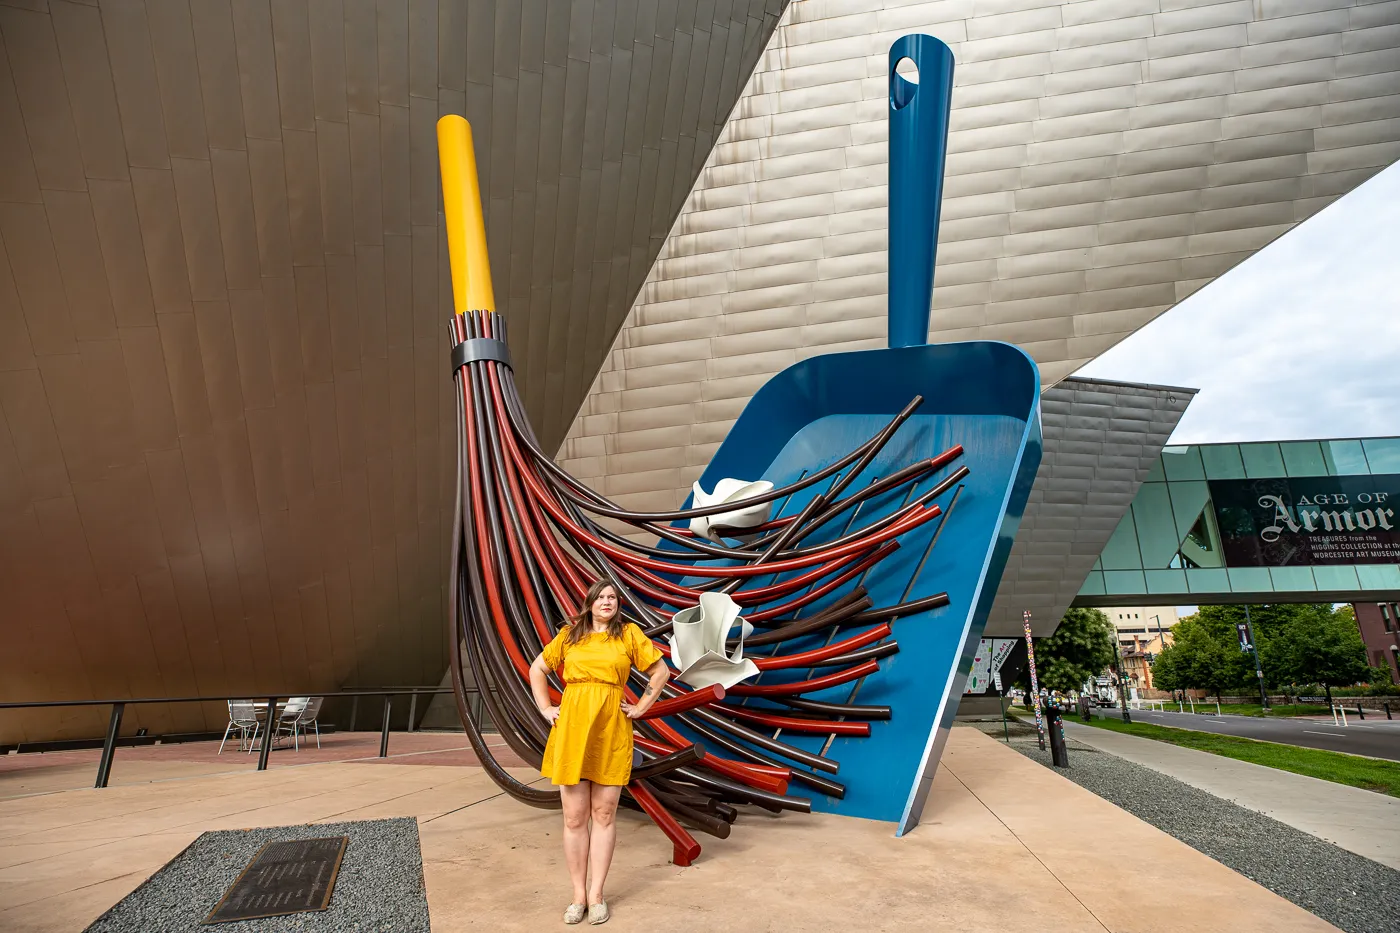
(559, 0, 1400, 516)
(986, 376, 1194, 637)
(0, 0, 785, 743)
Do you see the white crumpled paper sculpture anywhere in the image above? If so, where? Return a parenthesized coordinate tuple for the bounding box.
(688, 478, 774, 543)
(669, 592, 760, 690)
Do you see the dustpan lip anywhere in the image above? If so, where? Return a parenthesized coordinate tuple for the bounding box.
(729, 339, 1037, 423)
(676, 339, 1040, 512)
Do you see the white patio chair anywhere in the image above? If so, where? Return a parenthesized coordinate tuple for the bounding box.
(292, 697, 324, 749)
(219, 700, 260, 754)
(273, 697, 310, 750)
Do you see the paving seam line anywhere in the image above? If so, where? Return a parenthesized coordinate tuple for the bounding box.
(2, 774, 402, 845)
(0, 867, 149, 915)
(940, 762, 1112, 933)
(421, 777, 552, 824)
(313, 776, 506, 824)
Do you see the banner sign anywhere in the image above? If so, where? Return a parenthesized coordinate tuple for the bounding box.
(1209, 474, 1400, 567)
(963, 638, 1020, 694)
(989, 637, 1016, 672)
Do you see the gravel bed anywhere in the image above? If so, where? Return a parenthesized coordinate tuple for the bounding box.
(1001, 729, 1400, 933)
(85, 817, 429, 933)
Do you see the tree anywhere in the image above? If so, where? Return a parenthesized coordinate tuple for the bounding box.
(1366, 666, 1396, 688)
(1149, 642, 1184, 696)
(1164, 616, 1240, 703)
(1166, 604, 1372, 704)
(1173, 604, 1341, 692)
(1271, 608, 1369, 705)
(1021, 608, 1117, 694)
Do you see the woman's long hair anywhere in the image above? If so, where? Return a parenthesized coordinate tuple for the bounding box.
(563, 580, 627, 645)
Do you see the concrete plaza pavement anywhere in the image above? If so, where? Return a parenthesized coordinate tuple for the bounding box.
(1063, 720, 1400, 872)
(0, 727, 1339, 933)
(1087, 707, 1400, 761)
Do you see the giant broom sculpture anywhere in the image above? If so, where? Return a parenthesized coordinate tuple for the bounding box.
(442, 34, 1041, 864)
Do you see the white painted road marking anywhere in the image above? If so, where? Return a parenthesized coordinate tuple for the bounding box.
(1303, 730, 1347, 737)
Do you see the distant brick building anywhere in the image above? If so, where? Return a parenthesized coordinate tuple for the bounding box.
(1107, 607, 1179, 696)
(1353, 603, 1400, 685)
(1120, 632, 1171, 695)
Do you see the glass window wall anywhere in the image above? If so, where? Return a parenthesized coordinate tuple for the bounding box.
(1076, 436, 1400, 602)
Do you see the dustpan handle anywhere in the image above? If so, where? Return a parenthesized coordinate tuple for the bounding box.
(888, 35, 954, 349)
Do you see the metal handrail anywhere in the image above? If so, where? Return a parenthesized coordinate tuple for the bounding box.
(0, 688, 470, 788)
(0, 688, 453, 709)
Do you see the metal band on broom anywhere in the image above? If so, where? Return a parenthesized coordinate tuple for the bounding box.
(1023, 610, 1046, 751)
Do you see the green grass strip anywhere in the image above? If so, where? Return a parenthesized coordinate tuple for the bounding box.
(1130, 702, 1336, 718)
(1082, 716, 1400, 798)
(1203, 703, 1333, 718)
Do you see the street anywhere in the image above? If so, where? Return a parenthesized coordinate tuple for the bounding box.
(1087, 706, 1400, 762)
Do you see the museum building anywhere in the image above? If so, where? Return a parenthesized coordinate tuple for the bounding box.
(2, 0, 1399, 747)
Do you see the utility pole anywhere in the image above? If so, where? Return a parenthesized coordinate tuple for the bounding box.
(1150, 613, 1182, 704)
(1112, 633, 1132, 723)
(1149, 613, 1167, 692)
(1241, 605, 1270, 710)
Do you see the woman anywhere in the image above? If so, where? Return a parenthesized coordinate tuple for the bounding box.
(529, 580, 670, 925)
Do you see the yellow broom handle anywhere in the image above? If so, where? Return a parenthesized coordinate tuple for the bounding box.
(436, 115, 496, 315)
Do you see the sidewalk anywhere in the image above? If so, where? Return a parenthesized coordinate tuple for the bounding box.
(1, 727, 1338, 933)
(1062, 720, 1400, 871)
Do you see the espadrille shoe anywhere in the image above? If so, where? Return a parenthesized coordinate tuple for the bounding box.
(588, 900, 610, 924)
(563, 903, 586, 924)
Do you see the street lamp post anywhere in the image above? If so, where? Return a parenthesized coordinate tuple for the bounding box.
(1242, 605, 1270, 710)
(1149, 613, 1166, 694)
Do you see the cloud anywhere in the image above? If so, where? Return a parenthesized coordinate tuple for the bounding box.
(1078, 161, 1400, 445)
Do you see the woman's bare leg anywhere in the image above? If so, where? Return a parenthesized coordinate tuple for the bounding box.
(560, 782, 591, 905)
(586, 783, 622, 905)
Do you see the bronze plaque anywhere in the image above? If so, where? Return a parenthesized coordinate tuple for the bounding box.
(203, 836, 348, 924)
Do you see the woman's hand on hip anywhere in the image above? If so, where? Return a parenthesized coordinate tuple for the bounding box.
(540, 705, 560, 725)
(621, 700, 647, 720)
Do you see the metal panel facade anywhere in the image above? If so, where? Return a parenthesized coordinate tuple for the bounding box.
(560, 0, 1400, 519)
(0, 0, 786, 743)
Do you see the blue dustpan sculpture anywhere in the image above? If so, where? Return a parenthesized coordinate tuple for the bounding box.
(674, 35, 1042, 835)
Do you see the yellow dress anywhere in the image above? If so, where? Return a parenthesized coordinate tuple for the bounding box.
(539, 622, 664, 786)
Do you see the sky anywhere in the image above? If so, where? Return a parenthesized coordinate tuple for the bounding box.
(1077, 160, 1400, 446)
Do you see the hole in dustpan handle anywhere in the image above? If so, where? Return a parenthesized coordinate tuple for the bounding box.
(891, 57, 918, 110)
(887, 35, 955, 351)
